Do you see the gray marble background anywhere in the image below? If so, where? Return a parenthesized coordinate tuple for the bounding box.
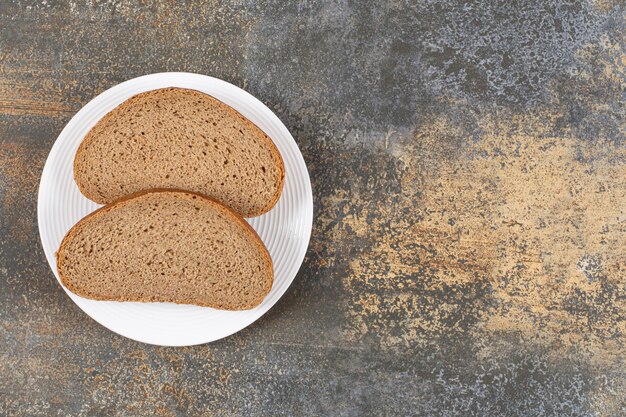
(0, 1, 624, 416)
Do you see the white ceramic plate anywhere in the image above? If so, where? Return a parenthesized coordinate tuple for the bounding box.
(37, 72, 313, 346)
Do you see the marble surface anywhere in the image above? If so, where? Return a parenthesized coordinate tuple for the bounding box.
(0, 1, 624, 416)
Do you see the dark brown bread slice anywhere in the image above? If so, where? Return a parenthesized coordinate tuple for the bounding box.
(57, 190, 273, 310)
(74, 87, 284, 217)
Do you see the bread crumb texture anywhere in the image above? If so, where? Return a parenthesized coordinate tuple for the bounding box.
(74, 88, 284, 217)
(57, 191, 273, 310)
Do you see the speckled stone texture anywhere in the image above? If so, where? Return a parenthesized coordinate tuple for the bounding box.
(0, 1, 624, 416)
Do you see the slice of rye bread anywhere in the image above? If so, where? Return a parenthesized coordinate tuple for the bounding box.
(74, 87, 285, 217)
(56, 190, 273, 310)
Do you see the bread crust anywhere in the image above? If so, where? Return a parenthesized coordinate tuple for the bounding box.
(73, 87, 285, 217)
(56, 189, 274, 310)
